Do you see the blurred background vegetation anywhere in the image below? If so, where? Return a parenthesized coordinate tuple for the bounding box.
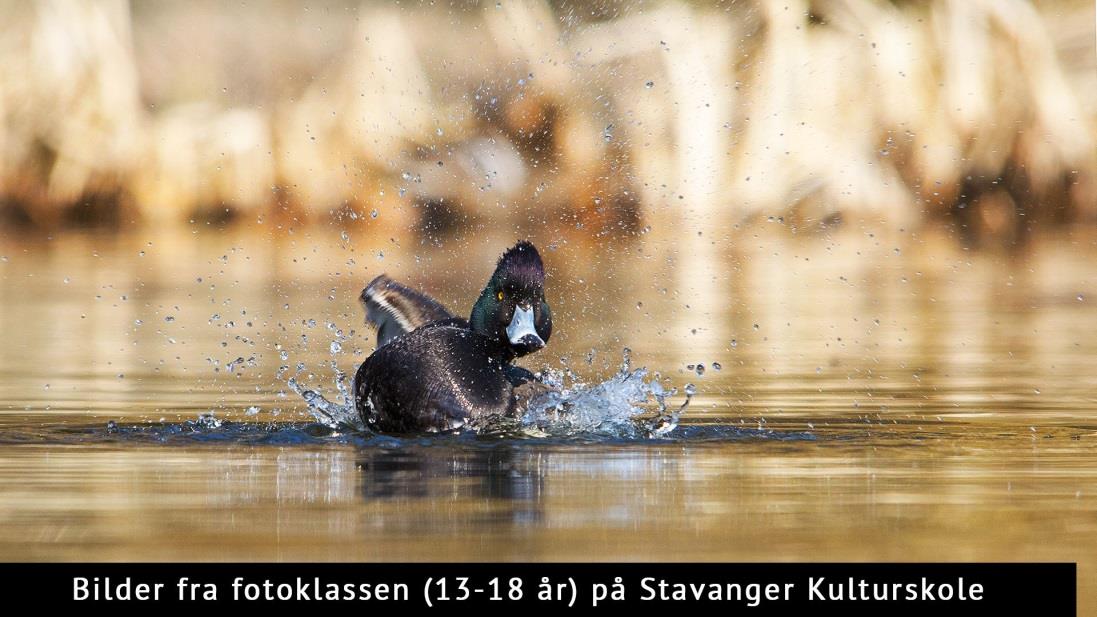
(0, 0, 1094, 247)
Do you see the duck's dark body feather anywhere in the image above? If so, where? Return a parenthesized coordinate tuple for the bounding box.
(354, 321, 518, 432)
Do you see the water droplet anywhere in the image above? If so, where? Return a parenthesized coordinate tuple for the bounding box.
(245, 405, 260, 416)
(695, 363, 705, 376)
(370, 209, 379, 219)
(164, 315, 175, 322)
(712, 362, 721, 371)
(645, 80, 654, 88)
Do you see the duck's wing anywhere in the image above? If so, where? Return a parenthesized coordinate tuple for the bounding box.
(360, 274, 455, 348)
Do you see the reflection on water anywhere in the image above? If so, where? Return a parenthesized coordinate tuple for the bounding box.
(1, 226, 1097, 610)
(355, 447, 544, 527)
(2, 431, 1094, 562)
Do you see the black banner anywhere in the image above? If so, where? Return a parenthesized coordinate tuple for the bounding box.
(5, 562, 1075, 615)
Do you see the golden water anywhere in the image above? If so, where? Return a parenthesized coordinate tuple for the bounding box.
(1, 226, 1094, 609)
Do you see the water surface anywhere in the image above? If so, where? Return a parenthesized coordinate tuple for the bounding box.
(1, 226, 1095, 609)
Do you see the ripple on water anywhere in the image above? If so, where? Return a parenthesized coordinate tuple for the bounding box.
(10, 418, 814, 448)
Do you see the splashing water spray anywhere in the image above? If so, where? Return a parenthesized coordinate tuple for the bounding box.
(289, 332, 692, 438)
(288, 322, 364, 431)
(517, 348, 691, 438)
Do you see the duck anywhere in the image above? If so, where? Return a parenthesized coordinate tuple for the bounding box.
(353, 240, 553, 433)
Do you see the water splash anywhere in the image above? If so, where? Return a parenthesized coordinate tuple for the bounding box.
(195, 411, 222, 429)
(287, 377, 362, 430)
(81, 347, 809, 447)
(286, 323, 364, 431)
(288, 347, 690, 439)
(519, 348, 690, 438)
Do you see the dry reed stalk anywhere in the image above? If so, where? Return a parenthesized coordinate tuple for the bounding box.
(0, 0, 1091, 243)
(0, 0, 142, 225)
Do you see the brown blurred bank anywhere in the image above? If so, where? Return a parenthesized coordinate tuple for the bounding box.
(0, 0, 1094, 245)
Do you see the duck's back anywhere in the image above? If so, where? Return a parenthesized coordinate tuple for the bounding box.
(354, 324, 515, 432)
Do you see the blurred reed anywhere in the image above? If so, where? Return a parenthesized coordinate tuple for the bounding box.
(0, 0, 1093, 244)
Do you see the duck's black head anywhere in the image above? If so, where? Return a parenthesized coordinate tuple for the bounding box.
(470, 240, 552, 359)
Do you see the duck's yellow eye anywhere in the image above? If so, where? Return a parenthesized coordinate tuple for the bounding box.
(496, 290, 504, 301)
